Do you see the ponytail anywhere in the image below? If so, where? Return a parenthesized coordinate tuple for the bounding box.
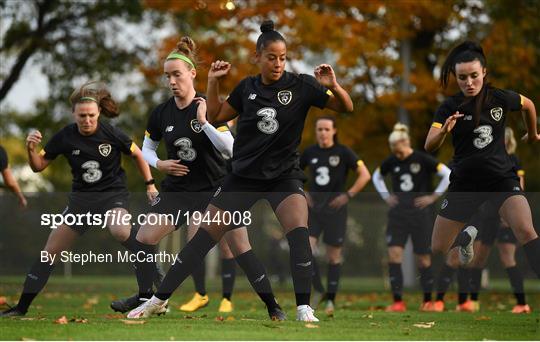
(70, 81, 119, 118)
(166, 36, 199, 69)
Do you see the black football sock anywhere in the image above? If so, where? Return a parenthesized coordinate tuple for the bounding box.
(155, 229, 216, 301)
(17, 259, 55, 313)
(221, 258, 236, 300)
(286, 227, 313, 306)
(388, 262, 403, 302)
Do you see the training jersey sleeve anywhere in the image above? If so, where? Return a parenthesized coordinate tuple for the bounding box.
(0, 145, 8, 171)
(145, 106, 163, 142)
(42, 130, 65, 161)
(300, 74, 330, 109)
(344, 146, 360, 171)
(422, 152, 440, 174)
(499, 89, 523, 112)
(227, 78, 247, 113)
(111, 125, 135, 155)
(299, 148, 310, 170)
(510, 154, 524, 176)
(432, 99, 455, 129)
(379, 157, 391, 176)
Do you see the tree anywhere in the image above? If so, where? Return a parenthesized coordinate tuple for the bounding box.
(0, 0, 151, 102)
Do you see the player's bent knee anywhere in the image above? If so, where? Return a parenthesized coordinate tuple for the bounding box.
(136, 233, 160, 246)
(416, 254, 431, 268)
(514, 227, 538, 245)
(109, 226, 130, 242)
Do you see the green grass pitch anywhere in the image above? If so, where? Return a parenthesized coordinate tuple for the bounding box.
(1, 276, 539, 340)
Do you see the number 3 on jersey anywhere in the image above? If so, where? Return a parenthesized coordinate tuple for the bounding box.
(315, 166, 330, 186)
(473, 125, 493, 149)
(174, 137, 197, 161)
(81, 160, 102, 183)
(399, 173, 414, 192)
(256, 107, 279, 134)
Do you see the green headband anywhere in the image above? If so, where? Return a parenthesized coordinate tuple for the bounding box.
(80, 96, 97, 103)
(166, 52, 195, 69)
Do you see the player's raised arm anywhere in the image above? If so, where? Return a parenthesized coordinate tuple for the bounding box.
(206, 60, 237, 124)
(26, 130, 50, 172)
(314, 64, 353, 113)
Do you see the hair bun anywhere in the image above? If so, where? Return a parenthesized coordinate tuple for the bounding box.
(392, 123, 409, 133)
(177, 36, 196, 55)
(260, 20, 274, 33)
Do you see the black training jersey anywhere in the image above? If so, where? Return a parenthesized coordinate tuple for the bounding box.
(379, 150, 441, 212)
(432, 87, 522, 182)
(0, 145, 8, 172)
(227, 71, 330, 180)
(145, 96, 228, 191)
(300, 143, 360, 209)
(42, 122, 134, 192)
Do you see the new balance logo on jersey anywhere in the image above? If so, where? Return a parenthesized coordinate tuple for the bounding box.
(248, 93, 257, 100)
(277, 90, 292, 105)
(490, 107, 503, 121)
(98, 144, 112, 157)
(513, 186, 521, 191)
(72, 149, 80, 155)
(311, 158, 318, 164)
(463, 115, 473, 121)
(165, 125, 174, 132)
(394, 166, 400, 173)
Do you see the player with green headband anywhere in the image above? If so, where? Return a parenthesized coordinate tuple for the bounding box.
(114, 36, 286, 320)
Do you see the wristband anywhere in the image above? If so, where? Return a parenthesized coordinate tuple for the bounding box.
(145, 179, 155, 185)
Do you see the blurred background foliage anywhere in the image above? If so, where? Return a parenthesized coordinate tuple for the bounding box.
(1, 0, 538, 191)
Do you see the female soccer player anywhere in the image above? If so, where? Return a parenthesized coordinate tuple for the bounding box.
(0, 144, 27, 208)
(128, 20, 353, 322)
(464, 127, 531, 314)
(1, 82, 156, 317)
(300, 116, 371, 315)
(373, 123, 450, 312)
(425, 41, 540, 287)
(114, 37, 284, 319)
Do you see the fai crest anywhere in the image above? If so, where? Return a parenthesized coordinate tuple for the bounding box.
(490, 107, 503, 122)
(329, 155, 340, 167)
(98, 144, 112, 157)
(277, 90, 292, 105)
(410, 163, 421, 174)
(190, 119, 203, 133)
